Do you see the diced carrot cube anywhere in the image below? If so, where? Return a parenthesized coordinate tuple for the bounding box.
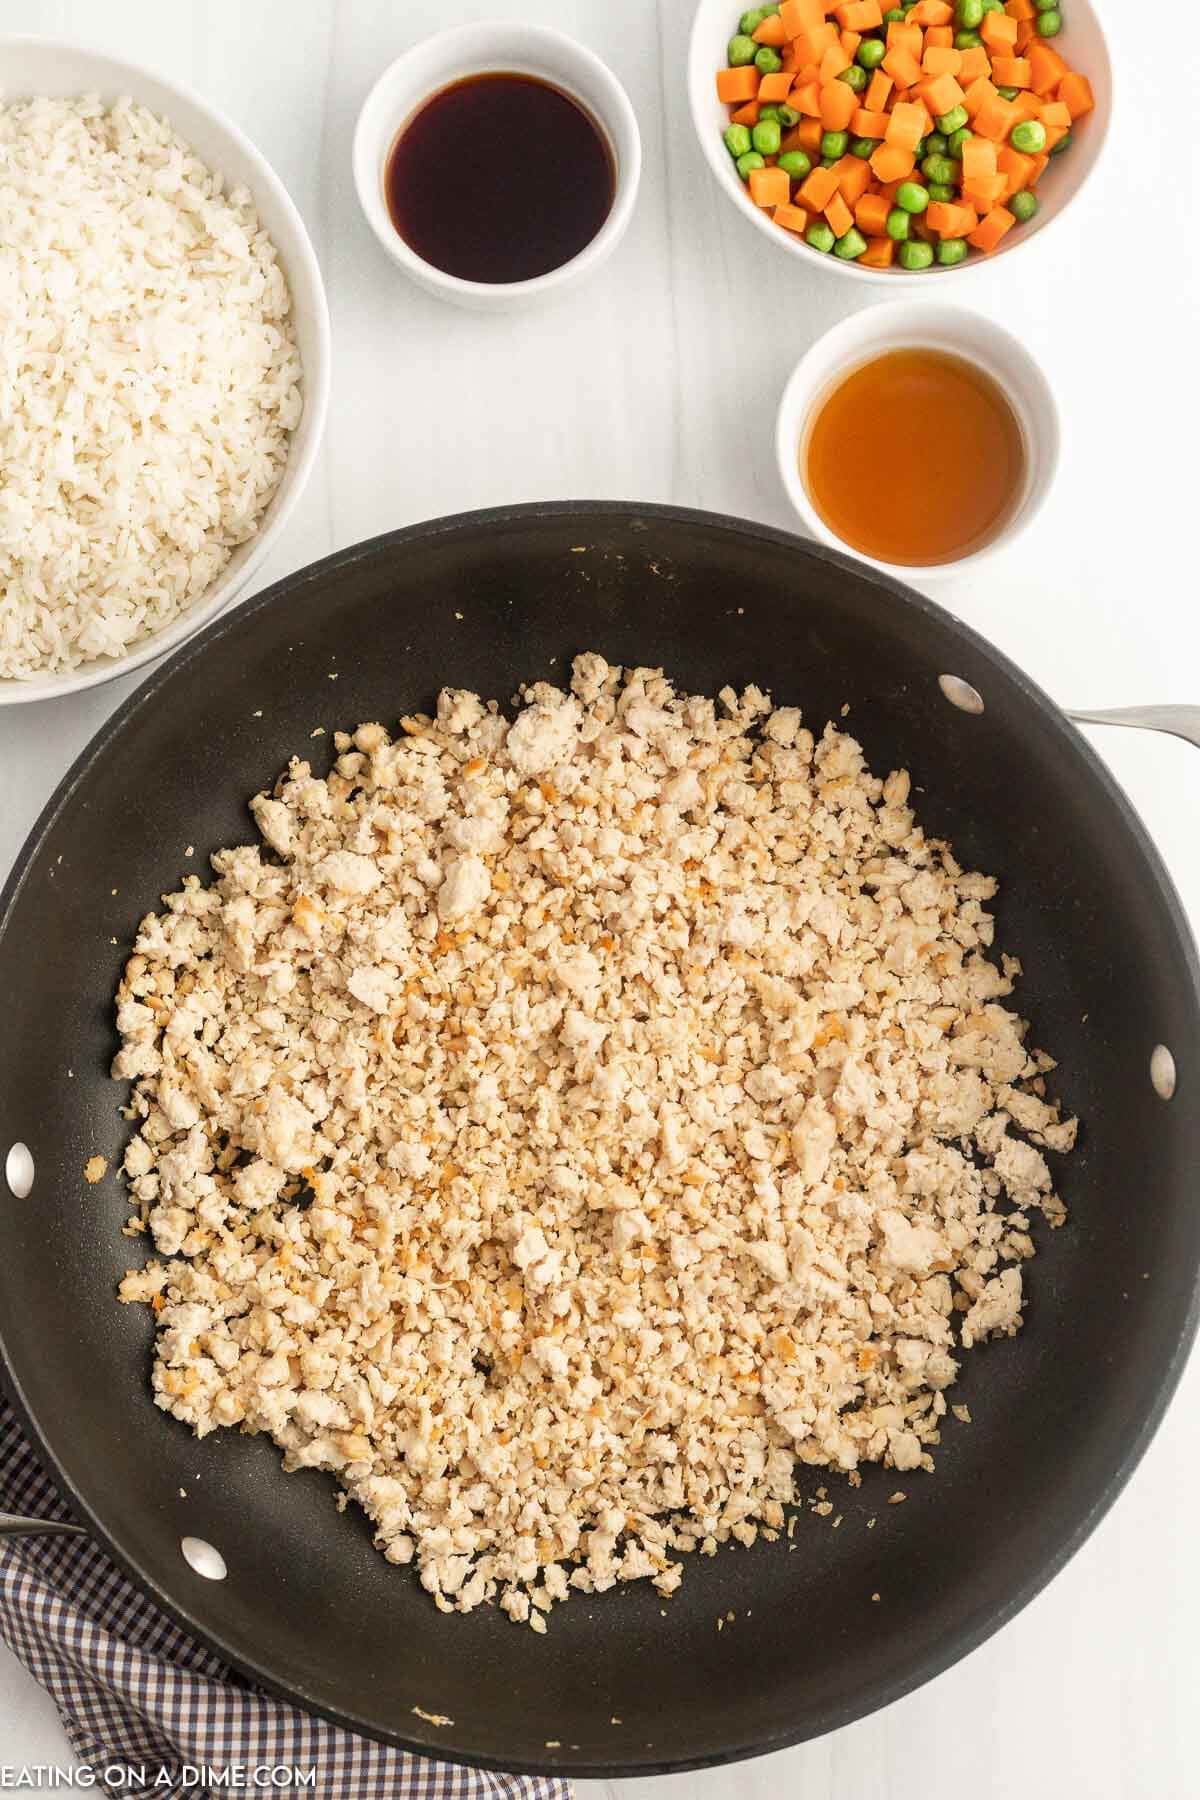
(961, 135, 997, 180)
(886, 20, 923, 56)
(717, 68, 760, 104)
(882, 45, 924, 90)
(990, 56, 1032, 88)
(973, 94, 1018, 140)
(962, 75, 996, 119)
(819, 78, 859, 130)
(819, 42, 853, 83)
(1027, 151, 1050, 184)
(781, 46, 802, 72)
(885, 100, 927, 151)
(855, 192, 891, 235)
(749, 165, 791, 208)
(832, 153, 872, 203)
(1041, 98, 1072, 132)
(793, 21, 839, 62)
(797, 164, 841, 210)
(1006, 0, 1037, 19)
(773, 202, 811, 234)
(1010, 90, 1044, 121)
(968, 205, 1018, 252)
(980, 10, 1018, 48)
(730, 100, 761, 126)
(840, 30, 862, 60)
(824, 191, 854, 237)
(752, 15, 788, 47)
(997, 144, 1036, 189)
(909, 0, 953, 22)
(779, 0, 824, 35)
(851, 107, 890, 139)
(1015, 18, 1034, 50)
(757, 72, 795, 103)
(793, 80, 823, 117)
(962, 171, 1006, 205)
(926, 199, 968, 236)
(925, 26, 954, 49)
(796, 117, 825, 152)
(859, 236, 894, 268)
(835, 0, 883, 28)
(922, 46, 962, 77)
(865, 69, 893, 111)
(923, 71, 966, 116)
(958, 46, 991, 82)
(870, 142, 916, 183)
(1027, 43, 1067, 93)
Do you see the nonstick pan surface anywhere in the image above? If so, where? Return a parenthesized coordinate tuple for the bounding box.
(1, 504, 1197, 1778)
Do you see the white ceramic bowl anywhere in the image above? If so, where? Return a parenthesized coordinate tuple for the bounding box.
(688, 0, 1112, 285)
(353, 22, 641, 311)
(775, 299, 1060, 579)
(0, 37, 330, 707)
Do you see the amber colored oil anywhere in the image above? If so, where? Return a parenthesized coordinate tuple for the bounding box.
(803, 348, 1026, 567)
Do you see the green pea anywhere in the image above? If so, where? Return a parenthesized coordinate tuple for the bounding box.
(1049, 128, 1072, 154)
(898, 239, 935, 269)
(723, 123, 753, 159)
(913, 138, 928, 158)
(1011, 118, 1046, 153)
(936, 237, 970, 265)
(954, 29, 982, 48)
(755, 45, 784, 74)
(1034, 0, 1058, 8)
(820, 155, 838, 167)
(925, 132, 949, 156)
(1036, 5, 1062, 30)
(857, 38, 887, 69)
(956, 0, 984, 24)
(996, 85, 1021, 100)
(883, 7, 906, 20)
(947, 126, 973, 158)
(922, 153, 957, 184)
(839, 64, 869, 92)
(738, 7, 767, 31)
(806, 220, 836, 252)
(821, 129, 850, 158)
(778, 150, 813, 180)
(753, 118, 782, 155)
(760, 3, 781, 12)
(735, 150, 765, 180)
(896, 180, 930, 213)
(851, 136, 877, 158)
(980, 0, 1005, 13)
(928, 181, 956, 201)
(938, 105, 969, 134)
(758, 103, 782, 121)
(727, 34, 758, 67)
(1008, 189, 1039, 222)
(776, 104, 801, 127)
(886, 207, 911, 241)
(833, 227, 868, 260)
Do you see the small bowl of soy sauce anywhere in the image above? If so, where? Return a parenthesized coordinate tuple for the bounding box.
(353, 22, 641, 310)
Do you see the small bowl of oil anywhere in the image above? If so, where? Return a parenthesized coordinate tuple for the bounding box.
(775, 300, 1060, 580)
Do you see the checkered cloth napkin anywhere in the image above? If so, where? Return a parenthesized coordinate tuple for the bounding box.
(0, 1401, 570, 1798)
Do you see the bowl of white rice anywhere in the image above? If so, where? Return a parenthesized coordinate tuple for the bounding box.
(0, 38, 330, 704)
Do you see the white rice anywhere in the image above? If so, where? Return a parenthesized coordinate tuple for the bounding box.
(0, 95, 303, 679)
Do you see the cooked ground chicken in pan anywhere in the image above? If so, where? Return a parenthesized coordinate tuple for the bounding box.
(114, 654, 1076, 1625)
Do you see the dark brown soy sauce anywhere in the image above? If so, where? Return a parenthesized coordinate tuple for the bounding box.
(385, 73, 615, 285)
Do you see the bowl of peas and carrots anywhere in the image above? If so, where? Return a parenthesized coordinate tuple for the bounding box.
(687, 0, 1111, 278)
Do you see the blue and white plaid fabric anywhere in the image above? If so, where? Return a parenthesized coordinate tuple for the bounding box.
(0, 1402, 570, 1799)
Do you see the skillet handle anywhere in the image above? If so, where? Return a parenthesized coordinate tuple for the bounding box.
(0, 1511, 87, 1540)
(1068, 706, 1200, 752)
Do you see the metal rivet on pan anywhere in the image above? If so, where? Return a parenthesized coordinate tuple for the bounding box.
(938, 675, 985, 715)
(4, 1143, 34, 1200)
(181, 1536, 227, 1581)
(1150, 1045, 1177, 1101)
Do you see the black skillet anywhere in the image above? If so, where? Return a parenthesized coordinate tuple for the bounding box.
(0, 504, 1197, 1778)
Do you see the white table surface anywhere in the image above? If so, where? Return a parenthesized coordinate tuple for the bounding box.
(2, 2, 1198, 1794)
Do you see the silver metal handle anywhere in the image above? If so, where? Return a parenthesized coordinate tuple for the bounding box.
(0, 1511, 87, 1540)
(1068, 707, 1200, 753)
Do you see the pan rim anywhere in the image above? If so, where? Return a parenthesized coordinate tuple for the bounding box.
(1, 499, 1198, 1777)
